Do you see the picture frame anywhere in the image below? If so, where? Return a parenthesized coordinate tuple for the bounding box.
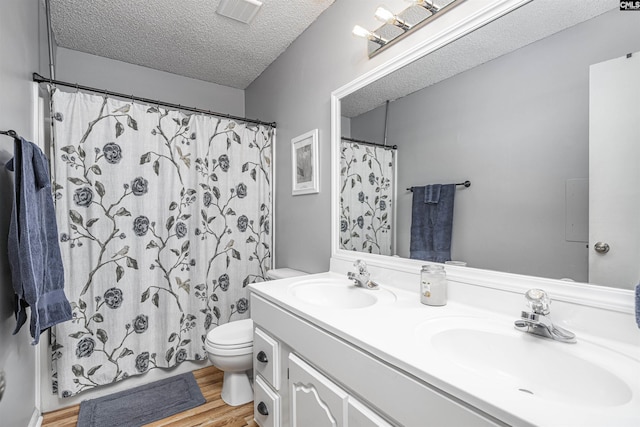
(291, 129, 319, 195)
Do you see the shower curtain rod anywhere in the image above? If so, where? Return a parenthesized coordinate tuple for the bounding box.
(341, 136, 397, 150)
(32, 73, 277, 128)
(407, 181, 471, 192)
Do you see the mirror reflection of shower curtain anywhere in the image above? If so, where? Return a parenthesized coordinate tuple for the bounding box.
(339, 141, 395, 255)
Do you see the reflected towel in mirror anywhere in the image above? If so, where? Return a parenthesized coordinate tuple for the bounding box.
(424, 184, 441, 204)
(410, 184, 455, 263)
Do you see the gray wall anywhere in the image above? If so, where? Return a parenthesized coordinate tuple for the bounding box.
(0, 0, 42, 425)
(350, 10, 640, 281)
(245, 0, 434, 273)
(56, 48, 245, 116)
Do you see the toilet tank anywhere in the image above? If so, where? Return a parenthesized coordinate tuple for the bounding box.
(266, 268, 307, 280)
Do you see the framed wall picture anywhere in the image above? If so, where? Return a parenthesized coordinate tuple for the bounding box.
(291, 129, 319, 195)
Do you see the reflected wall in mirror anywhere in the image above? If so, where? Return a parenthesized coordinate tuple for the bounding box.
(338, 1, 640, 289)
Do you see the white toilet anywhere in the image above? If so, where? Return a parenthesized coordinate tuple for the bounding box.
(205, 268, 307, 406)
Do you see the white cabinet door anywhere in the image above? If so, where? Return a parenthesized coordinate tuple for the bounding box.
(289, 353, 349, 427)
(348, 398, 393, 427)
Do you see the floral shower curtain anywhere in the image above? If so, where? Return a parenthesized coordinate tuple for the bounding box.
(50, 90, 272, 397)
(339, 141, 394, 255)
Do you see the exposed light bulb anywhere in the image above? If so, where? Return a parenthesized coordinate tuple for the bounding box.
(352, 25, 388, 46)
(352, 25, 372, 38)
(374, 6, 412, 31)
(374, 7, 395, 24)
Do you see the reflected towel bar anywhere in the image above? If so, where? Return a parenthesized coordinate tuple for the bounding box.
(0, 129, 20, 139)
(407, 180, 470, 192)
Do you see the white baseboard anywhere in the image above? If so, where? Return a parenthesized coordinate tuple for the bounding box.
(28, 408, 42, 427)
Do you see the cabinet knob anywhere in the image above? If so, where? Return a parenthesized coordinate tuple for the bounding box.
(594, 242, 610, 254)
(256, 351, 268, 363)
(257, 401, 269, 416)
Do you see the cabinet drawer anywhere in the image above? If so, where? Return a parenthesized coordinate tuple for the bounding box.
(254, 375, 280, 427)
(254, 327, 280, 390)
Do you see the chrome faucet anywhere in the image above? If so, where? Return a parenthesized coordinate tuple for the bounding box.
(514, 289, 576, 343)
(347, 260, 380, 290)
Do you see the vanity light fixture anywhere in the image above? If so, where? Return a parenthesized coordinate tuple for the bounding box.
(352, 25, 388, 46)
(354, 0, 463, 58)
(374, 7, 412, 31)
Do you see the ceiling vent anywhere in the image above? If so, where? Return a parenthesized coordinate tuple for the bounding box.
(216, 0, 263, 24)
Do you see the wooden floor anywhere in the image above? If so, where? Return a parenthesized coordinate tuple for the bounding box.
(41, 366, 258, 427)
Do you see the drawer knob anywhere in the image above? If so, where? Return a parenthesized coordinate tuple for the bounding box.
(256, 351, 269, 363)
(257, 401, 269, 416)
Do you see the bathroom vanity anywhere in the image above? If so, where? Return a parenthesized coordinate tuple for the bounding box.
(248, 267, 640, 427)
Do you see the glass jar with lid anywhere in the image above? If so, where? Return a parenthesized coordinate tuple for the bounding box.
(420, 264, 447, 306)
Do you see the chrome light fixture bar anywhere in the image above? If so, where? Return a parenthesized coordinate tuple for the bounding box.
(353, 0, 466, 58)
(409, 0, 441, 15)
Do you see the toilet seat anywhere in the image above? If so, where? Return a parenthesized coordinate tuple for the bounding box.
(207, 341, 252, 350)
(206, 343, 252, 357)
(205, 319, 253, 354)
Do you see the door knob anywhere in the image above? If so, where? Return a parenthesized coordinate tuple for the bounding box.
(256, 351, 268, 363)
(594, 242, 610, 254)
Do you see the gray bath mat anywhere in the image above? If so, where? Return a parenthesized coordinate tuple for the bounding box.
(77, 372, 205, 427)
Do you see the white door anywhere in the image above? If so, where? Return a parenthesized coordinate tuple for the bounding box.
(289, 354, 348, 427)
(589, 51, 640, 288)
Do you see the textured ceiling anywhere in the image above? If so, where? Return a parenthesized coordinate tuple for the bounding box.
(342, 0, 619, 118)
(49, 0, 335, 89)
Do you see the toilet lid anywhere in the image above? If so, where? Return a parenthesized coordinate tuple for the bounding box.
(206, 318, 253, 347)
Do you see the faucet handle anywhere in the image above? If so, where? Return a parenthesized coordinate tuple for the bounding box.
(353, 259, 369, 278)
(525, 288, 550, 315)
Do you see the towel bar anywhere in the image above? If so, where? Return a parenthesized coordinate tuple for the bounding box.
(407, 180, 470, 192)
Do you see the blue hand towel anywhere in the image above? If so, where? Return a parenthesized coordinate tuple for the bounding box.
(635, 283, 640, 329)
(424, 184, 441, 204)
(6, 138, 72, 344)
(410, 184, 455, 262)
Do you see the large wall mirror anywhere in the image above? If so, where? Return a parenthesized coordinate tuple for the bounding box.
(332, 0, 640, 290)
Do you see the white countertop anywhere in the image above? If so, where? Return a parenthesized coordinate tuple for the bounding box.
(249, 271, 640, 427)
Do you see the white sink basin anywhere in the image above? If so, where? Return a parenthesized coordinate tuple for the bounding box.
(417, 316, 636, 407)
(288, 278, 396, 309)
